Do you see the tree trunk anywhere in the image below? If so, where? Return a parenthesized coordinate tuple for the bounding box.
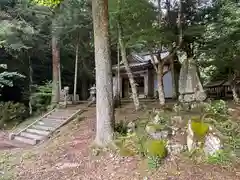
(73, 42, 79, 103)
(115, 41, 121, 107)
(230, 73, 240, 103)
(28, 56, 33, 115)
(118, 33, 140, 110)
(232, 85, 239, 103)
(58, 63, 62, 91)
(92, 0, 114, 147)
(51, 34, 60, 104)
(157, 62, 165, 106)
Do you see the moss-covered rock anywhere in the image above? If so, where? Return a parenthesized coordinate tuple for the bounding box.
(191, 121, 209, 140)
(145, 140, 167, 159)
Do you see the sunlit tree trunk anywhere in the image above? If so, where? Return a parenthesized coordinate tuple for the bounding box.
(157, 61, 165, 106)
(92, 0, 114, 147)
(51, 33, 60, 104)
(73, 41, 79, 103)
(230, 72, 240, 103)
(118, 28, 140, 110)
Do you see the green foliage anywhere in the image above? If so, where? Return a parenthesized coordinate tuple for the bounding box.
(31, 82, 52, 113)
(147, 155, 161, 169)
(0, 102, 27, 128)
(204, 100, 228, 115)
(114, 120, 128, 136)
(0, 64, 25, 89)
(207, 150, 232, 165)
(109, 0, 158, 48)
(33, 0, 62, 7)
(146, 140, 167, 158)
(191, 121, 209, 140)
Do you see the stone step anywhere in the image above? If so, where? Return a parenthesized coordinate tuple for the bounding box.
(20, 131, 45, 140)
(14, 135, 37, 145)
(46, 116, 67, 120)
(50, 112, 72, 116)
(43, 117, 65, 122)
(26, 128, 51, 136)
(53, 110, 77, 114)
(41, 118, 64, 125)
(37, 120, 59, 127)
(32, 124, 55, 131)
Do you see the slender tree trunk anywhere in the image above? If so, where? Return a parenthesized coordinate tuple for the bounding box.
(118, 31, 140, 110)
(28, 56, 33, 115)
(157, 0, 161, 25)
(232, 85, 239, 103)
(118, 0, 140, 110)
(116, 41, 121, 104)
(92, 0, 114, 147)
(58, 64, 62, 91)
(157, 62, 165, 106)
(113, 41, 121, 108)
(73, 42, 79, 103)
(177, 0, 183, 46)
(51, 34, 60, 104)
(230, 73, 240, 103)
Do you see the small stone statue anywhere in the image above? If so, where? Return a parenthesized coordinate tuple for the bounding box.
(89, 84, 96, 101)
(63, 86, 69, 107)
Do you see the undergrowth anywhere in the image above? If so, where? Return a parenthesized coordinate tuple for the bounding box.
(114, 111, 169, 169)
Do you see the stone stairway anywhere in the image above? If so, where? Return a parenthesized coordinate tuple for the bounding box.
(9, 107, 82, 145)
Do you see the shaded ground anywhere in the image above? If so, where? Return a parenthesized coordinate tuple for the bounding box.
(1, 101, 240, 180)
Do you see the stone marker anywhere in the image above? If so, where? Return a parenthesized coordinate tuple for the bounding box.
(204, 133, 222, 156)
(186, 119, 196, 152)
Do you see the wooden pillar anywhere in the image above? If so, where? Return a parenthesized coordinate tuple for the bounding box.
(144, 74, 148, 97)
(119, 76, 123, 98)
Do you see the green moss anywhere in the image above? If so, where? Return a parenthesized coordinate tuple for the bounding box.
(191, 121, 209, 140)
(146, 140, 167, 158)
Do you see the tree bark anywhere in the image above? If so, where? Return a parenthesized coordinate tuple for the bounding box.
(51, 34, 60, 104)
(157, 61, 165, 106)
(232, 85, 239, 103)
(28, 56, 33, 115)
(73, 41, 79, 103)
(58, 63, 62, 91)
(116, 41, 121, 106)
(92, 0, 114, 147)
(230, 73, 240, 103)
(118, 29, 140, 110)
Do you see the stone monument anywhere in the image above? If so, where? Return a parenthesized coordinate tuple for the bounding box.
(178, 57, 206, 108)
